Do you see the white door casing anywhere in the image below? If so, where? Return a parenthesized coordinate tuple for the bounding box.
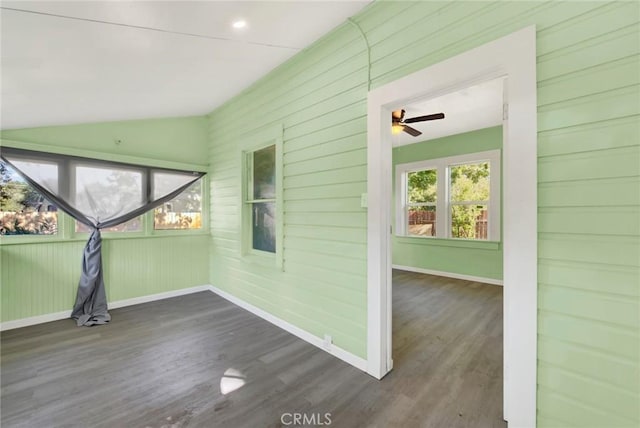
(366, 26, 537, 427)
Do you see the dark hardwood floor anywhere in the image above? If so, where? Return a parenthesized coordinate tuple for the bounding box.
(1, 270, 505, 428)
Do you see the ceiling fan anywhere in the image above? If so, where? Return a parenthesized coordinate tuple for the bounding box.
(391, 109, 445, 137)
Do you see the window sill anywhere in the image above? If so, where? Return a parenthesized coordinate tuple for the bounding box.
(394, 235, 501, 250)
(0, 231, 210, 246)
(0, 235, 67, 246)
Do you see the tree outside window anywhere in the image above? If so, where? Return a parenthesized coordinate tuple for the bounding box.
(407, 169, 437, 237)
(154, 179, 203, 230)
(0, 162, 58, 235)
(450, 162, 490, 239)
(247, 144, 276, 253)
(397, 150, 500, 241)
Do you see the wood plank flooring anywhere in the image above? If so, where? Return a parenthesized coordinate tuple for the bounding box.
(1, 270, 505, 428)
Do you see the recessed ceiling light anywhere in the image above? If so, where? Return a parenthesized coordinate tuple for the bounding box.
(232, 20, 247, 29)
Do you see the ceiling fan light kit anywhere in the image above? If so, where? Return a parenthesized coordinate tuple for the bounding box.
(391, 124, 404, 134)
(391, 109, 445, 137)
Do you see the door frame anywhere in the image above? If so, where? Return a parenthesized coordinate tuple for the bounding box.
(365, 26, 538, 427)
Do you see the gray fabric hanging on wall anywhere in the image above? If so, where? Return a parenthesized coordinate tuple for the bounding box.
(1, 147, 205, 326)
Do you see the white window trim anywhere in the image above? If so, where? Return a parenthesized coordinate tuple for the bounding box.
(396, 149, 501, 241)
(367, 26, 537, 427)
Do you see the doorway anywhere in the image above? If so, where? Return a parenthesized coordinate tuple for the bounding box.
(389, 76, 506, 424)
(365, 26, 537, 427)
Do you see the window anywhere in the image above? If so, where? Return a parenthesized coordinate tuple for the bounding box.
(74, 164, 144, 233)
(154, 179, 202, 230)
(1, 147, 206, 239)
(406, 169, 437, 237)
(450, 162, 490, 239)
(396, 150, 500, 241)
(246, 144, 276, 253)
(67, 165, 201, 233)
(0, 161, 58, 235)
(75, 170, 204, 232)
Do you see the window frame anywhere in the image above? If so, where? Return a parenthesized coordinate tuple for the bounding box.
(70, 159, 147, 237)
(0, 157, 62, 240)
(240, 133, 283, 269)
(401, 163, 439, 238)
(0, 143, 208, 244)
(151, 176, 207, 236)
(396, 149, 501, 241)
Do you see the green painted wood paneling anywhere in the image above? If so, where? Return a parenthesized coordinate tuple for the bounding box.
(207, 1, 639, 425)
(1, 115, 209, 166)
(392, 126, 503, 280)
(1, 235, 209, 322)
(0, 116, 210, 323)
(0, 2, 635, 426)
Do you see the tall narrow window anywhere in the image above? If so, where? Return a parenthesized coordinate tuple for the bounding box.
(449, 162, 490, 240)
(406, 169, 437, 237)
(246, 145, 276, 253)
(0, 161, 58, 235)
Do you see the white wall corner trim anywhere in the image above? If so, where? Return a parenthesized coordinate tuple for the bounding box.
(367, 25, 537, 427)
(0, 285, 211, 331)
(392, 264, 503, 286)
(208, 285, 368, 372)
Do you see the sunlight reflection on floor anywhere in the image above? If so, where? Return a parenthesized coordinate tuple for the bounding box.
(220, 368, 246, 395)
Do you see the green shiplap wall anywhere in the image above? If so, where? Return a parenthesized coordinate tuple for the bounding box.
(1, 236, 209, 322)
(0, 116, 210, 322)
(392, 126, 503, 280)
(207, 1, 639, 426)
(0, 115, 208, 165)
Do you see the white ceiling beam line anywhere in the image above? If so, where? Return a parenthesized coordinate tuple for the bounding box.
(0, 6, 302, 50)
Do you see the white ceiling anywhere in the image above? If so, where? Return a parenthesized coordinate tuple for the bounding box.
(0, 1, 370, 130)
(392, 78, 505, 147)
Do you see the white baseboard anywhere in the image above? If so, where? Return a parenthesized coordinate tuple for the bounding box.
(0, 285, 210, 331)
(0, 284, 369, 376)
(208, 285, 368, 372)
(0, 309, 73, 331)
(392, 264, 503, 286)
(108, 285, 211, 310)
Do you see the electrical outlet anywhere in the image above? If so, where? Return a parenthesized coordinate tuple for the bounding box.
(323, 334, 332, 350)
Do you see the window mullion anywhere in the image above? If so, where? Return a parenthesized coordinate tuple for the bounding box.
(144, 168, 152, 204)
(144, 169, 152, 235)
(407, 202, 436, 207)
(450, 200, 489, 206)
(436, 165, 446, 238)
(398, 170, 407, 236)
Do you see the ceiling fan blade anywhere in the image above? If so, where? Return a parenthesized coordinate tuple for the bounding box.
(404, 113, 445, 123)
(403, 125, 422, 137)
